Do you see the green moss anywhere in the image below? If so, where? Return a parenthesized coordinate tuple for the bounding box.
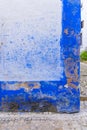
(80, 51, 87, 61)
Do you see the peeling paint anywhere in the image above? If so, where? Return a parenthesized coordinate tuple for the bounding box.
(1, 82, 41, 92)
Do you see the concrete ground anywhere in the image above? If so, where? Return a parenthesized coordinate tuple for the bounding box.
(0, 106, 86, 130)
(0, 63, 87, 130)
(80, 62, 87, 97)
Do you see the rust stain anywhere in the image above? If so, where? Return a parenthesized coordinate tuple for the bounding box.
(80, 96, 87, 101)
(64, 29, 69, 35)
(1, 82, 41, 92)
(17, 82, 31, 92)
(17, 82, 40, 91)
(33, 84, 40, 89)
(67, 82, 77, 88)
(64, 58, 79, 88)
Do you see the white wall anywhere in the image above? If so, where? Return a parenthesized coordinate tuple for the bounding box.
(81, 0, 87, 51)
(0, 0, 63, 81)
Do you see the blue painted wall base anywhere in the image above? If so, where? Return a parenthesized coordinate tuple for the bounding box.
(0, 81, 80, 113)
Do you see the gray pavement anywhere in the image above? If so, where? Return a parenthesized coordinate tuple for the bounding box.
(80, 62, 87, 97)
(0, 105, 86, 130)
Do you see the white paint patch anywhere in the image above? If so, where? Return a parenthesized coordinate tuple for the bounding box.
(0, 0, 63, 81)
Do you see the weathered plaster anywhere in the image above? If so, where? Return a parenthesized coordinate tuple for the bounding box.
(0, 0, 81, 113)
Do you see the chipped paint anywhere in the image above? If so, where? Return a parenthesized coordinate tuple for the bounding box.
(0, 0, 81, 113)
(64, 58, 79, 88)
(64, 29, 69, 35)
(1, 82, 41, 92)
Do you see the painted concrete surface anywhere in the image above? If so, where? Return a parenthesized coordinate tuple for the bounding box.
(0, 0, 81, 113)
